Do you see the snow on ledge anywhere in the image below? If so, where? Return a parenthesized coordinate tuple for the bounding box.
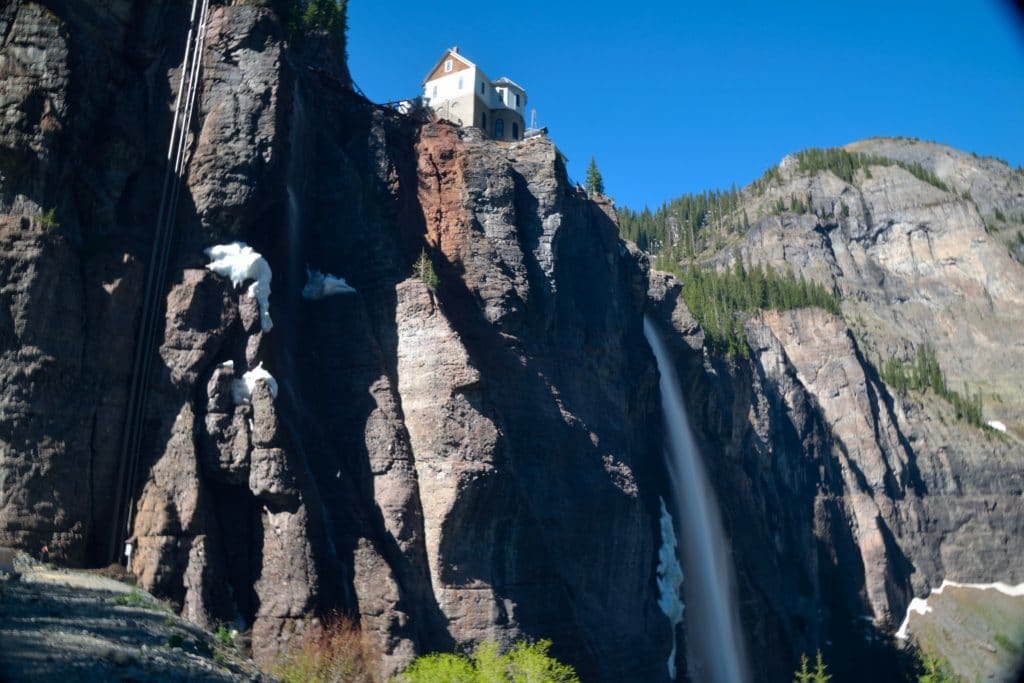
(302, 268, 356, 299)
(896, 579, 1024, 640)
(204, 242, 273, 332)
(656, 497, 685, 680)
(987, 420, 1007, 433)
(231, 362, 278, 405)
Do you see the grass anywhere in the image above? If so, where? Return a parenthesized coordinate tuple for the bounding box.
(34, 208, 59, 232)
(112, 589, 145, 607)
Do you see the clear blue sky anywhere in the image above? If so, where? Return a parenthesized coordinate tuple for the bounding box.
(348, 1, 1024, 210)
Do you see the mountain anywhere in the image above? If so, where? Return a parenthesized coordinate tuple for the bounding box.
(0, 2, 1021, 681)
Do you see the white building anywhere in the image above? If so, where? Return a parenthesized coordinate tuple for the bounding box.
(422, 47, 527, 142)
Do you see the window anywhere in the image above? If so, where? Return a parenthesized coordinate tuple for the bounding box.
(512, 122, 519, 139)
(482, 112, 487, 130)
(495, 118, 504, 139)
(432, 85, 437, 99)
(514, 93, 520, 107)
(480, 82, 485, 94)
(444, 59, 453, 73)
(458, 76, 463, 90)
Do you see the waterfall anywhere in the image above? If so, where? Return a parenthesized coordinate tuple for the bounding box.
(286, 80, 306, 292)
(644, 316, 749, 683)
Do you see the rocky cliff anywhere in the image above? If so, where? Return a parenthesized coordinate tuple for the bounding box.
(0, 2, 665, 679)
(1, 2, 1022, 682)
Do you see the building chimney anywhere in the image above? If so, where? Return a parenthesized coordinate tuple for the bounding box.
(452, 46, 459, 53)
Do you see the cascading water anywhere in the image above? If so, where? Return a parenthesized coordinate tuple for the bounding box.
(644, 316, 749, 683)
(286, 79, 306, 291)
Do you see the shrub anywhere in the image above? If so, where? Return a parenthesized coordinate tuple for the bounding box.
(215, 625, 237, 648)
(275, 0, 347, 47)
(916, 651, 960, 683)
(113, 589, 144, 607)
(272, 613, 380, 683)
(413, 248, 440, 289)
(793, 650, 831, 683)
(400, 639, 579, 683)
(34, 208, 59, 232)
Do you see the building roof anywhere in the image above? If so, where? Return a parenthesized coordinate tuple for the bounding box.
(422, 47, 483, 85)
(491, 77, 525, 92)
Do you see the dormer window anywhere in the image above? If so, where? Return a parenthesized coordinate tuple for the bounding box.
(444, 59, 453, 73)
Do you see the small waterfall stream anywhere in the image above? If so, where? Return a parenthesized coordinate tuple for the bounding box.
(286, 79, 306, 291)
(644, 316, 748, 683)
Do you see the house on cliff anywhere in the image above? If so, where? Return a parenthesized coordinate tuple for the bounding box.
(423, 47, 527, 141)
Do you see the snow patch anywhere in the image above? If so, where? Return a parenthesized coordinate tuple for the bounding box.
(895, 579, 1024, 640)
(656, 497, 685, 680)
(204, 242, 273, 332)
(987, 420, 1007, 433)
(302, 268, 356, 299)
(231, 363, 278, 405)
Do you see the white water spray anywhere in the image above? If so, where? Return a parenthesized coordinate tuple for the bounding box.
(644, 316, 749, 683)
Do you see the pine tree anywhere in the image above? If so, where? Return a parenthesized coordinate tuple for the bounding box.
(586, 156, 605, 196)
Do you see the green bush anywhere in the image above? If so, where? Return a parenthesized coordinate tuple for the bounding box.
(34, 208, 59, 232)
(399, 639, 579, 683)
(916, 652, 961, 683)
(413, 248, 440, 289)
(215, 625, 236, 648)
(793, 650, 831, 683)
(275, 0, 347, 46)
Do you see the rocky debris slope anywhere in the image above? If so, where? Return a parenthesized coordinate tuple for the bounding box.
(0, 551, 268, 682)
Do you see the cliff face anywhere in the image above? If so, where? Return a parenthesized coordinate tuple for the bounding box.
(0, 2, 666, 680)
(646, 140, 1024, 679)
(2, 2, 1022, 682)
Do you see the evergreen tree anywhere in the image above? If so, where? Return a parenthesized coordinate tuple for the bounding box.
(586, 156, 605, 196)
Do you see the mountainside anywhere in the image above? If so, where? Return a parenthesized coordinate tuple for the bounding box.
(1, 2, 1022, 682)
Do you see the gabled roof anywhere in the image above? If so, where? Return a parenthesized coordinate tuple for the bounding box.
(492, 77, 525, 92)
(422, 47, 481, 85)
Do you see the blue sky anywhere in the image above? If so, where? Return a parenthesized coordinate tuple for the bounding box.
(348, 1, 1024, 210)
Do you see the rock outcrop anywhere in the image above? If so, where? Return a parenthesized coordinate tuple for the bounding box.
(1, 2, 1022, 682)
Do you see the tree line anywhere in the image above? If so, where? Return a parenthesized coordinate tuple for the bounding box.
(657, 258, 841, 357)
(878, 344, 985, 429)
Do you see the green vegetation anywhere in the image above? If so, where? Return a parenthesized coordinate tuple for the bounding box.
(275, 0, 348, 49)
(273, 614, 379, 683)
(617, 185, 743, 259)
(794, 148, 950, 192)
(993, 633, 1021, 655)
(400, 640, 579, 683)
(658, 259, 840, 357)
(112, 589, 145, 607)
(878, 344, 985, 428)
(916, 652, 961, 683)
(413, 248, 440, 289)
(215, 625, 236, 649)
(792, 650, 832, 683)
(993, 207, 1006, 222)
(34, 208, 59, 232)
(585, 156, 605, 196)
